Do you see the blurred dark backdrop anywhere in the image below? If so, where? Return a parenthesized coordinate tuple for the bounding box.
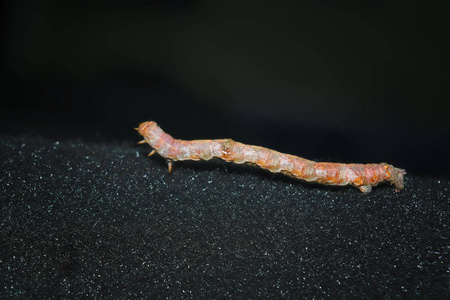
(1, 0, 448, 176)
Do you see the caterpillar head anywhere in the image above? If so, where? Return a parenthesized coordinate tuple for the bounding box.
(136, 121, 158, 138)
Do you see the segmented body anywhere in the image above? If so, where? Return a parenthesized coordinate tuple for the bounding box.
(137, 121, 406, 194)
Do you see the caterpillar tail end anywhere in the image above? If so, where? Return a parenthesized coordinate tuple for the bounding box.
(392, 167, 407, 192)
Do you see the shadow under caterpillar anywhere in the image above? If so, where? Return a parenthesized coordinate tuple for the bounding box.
(137, 121, 406, 194)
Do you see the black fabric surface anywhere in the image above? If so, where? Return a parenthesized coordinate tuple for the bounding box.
(1, 135, 449, 298)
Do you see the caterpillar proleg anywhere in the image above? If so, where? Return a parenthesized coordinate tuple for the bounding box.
(137, 121, 406, 194)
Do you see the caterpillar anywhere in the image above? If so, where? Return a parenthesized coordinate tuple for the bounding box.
(136, 121, 406, 194)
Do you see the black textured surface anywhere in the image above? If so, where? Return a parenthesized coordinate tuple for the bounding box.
(1, 135, 449, 298)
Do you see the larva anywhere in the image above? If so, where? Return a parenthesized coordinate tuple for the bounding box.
(136, 121, 406, 194)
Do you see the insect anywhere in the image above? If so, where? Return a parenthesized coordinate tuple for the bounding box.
(136, 121, 406, 194)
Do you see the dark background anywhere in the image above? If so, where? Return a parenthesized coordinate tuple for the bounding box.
(1, 0, 448, 176)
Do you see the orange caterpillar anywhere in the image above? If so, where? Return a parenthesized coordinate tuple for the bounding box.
(137, 121, 406, 194)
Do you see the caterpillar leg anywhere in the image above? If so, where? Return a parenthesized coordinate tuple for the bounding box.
(167, 160, 173, 173)
(148, 149, 156, 156)
(358, 185, 372, 194)
(138, 140, 146, 144)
